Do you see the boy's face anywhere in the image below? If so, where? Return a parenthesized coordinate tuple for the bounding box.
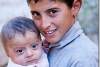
(5, 31, 42, 66)
(29, 0, 80, 44)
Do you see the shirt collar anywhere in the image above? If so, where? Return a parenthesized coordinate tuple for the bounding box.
(49, 21, 83, 48)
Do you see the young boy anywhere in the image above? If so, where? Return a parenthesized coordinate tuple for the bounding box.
(27, 0, 98, 67)
(1, 17, 49, 67)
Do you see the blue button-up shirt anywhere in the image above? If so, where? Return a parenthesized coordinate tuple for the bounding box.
(48, 21, 98, 67)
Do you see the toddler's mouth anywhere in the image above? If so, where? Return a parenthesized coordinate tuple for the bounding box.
(27, 59, 39, 64)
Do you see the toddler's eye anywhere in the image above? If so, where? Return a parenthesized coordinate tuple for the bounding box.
(32, 45, 36, 48)
(16, 50, 22, 52)
(32, 44, 38, 50)
(15, 48, 24, 55)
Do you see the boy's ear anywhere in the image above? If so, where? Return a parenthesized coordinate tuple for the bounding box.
(71, 0, 82, 17)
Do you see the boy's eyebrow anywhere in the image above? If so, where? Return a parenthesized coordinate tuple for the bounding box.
(34, 0, 39, 3)
(47, 8, 59, 11)
(31, 11, 36, 14)
(30, 8, 59, 12)
(45, 7, 59, 12)
(30, 7, 59, 15)
(31, 0, 56, 3)
(29, 0, 39, 3)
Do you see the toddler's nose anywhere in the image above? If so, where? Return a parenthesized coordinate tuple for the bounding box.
(26, 49, 33, 58)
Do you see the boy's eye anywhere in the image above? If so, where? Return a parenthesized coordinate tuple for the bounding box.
(49, 10, 57, 14)
(31, 11, 41, 20)
(47, 8, 58, 16)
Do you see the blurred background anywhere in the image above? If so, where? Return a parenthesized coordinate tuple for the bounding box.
(0, 0, 99, 67)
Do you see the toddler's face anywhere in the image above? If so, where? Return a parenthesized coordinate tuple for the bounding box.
(5, 31, 43, 66)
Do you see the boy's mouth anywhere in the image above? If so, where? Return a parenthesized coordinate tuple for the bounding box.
(43, 28, 57, 37)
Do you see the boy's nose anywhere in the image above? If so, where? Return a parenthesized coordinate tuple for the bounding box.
(41, 16, 51, 30)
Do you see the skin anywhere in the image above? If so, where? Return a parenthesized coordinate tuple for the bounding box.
(5, 31, 43, 66)
(29, 0, 81, 44)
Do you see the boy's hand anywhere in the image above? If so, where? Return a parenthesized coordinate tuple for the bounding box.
(42, 40, 50, 53)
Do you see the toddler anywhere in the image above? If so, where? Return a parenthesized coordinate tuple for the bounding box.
(1, 17, 49, 67)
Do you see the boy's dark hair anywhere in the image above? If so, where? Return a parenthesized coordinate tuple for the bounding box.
(1, 16, 40, 44)
(27, 0, 74, 8)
